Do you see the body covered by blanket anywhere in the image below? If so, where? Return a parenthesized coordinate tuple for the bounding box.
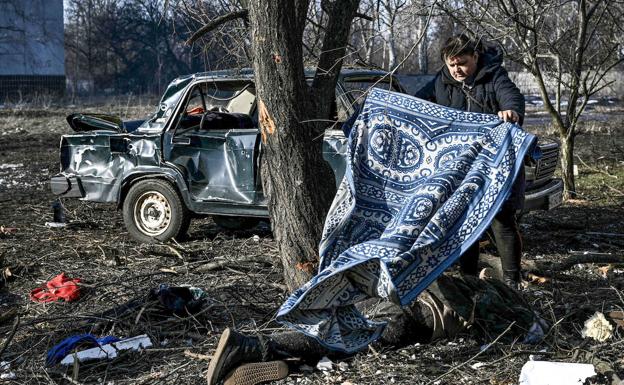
(277, 88, 537, 353)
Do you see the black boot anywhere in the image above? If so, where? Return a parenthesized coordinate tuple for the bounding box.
(503, 270, 522, 290)
(206, 328, 288, 385)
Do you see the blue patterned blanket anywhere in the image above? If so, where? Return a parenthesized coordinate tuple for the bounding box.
(276, 88, 537, 353)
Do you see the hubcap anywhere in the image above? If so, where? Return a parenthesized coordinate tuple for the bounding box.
(133, 191, 172, 236)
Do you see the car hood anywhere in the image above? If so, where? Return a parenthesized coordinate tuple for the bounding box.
(66, 113, 125, 133)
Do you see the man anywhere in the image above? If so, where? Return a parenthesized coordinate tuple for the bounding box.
(415, 34, 526, 288)
(206, 273, 543, 385)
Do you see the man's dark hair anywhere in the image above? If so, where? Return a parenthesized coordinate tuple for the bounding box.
(441, 34, 482, 61)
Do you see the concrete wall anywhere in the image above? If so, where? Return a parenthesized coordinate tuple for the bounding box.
(0, 0, 65, 97)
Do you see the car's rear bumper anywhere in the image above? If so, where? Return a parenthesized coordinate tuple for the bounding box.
(523, 178, 564, 212)
(50, 174, 85, 198)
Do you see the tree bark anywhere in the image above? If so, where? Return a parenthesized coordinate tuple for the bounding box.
(560, 134, 577, 199)
(248, 0, 359, 291)
(418, 15, 429, 74)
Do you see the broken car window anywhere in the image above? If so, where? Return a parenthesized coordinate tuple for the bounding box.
(138, 76, 193, 132)
(174, 81, 258, 133)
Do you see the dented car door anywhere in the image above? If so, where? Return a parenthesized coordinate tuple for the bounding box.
(164, 80, 262, 204)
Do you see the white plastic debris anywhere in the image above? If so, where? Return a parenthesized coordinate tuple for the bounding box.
(337, 361, 349, 371)
(252, 235, 260, 242)
(45, 222, 66, 228)
(470, 362, 486, 370)
(519, 361, 596, 385)
(0, 163, 22, 169)
(60, 334, 153, 365)
(529, 349, 548, 361)
(0, 372, 16, 380)
(581, 312, 613, 342)
(316, 356, 333, 371)
(0, 361, 15, 380)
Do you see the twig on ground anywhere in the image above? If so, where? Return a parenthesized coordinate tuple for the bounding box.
(0, 315, 20, 359)
(426, 322, 516, 385)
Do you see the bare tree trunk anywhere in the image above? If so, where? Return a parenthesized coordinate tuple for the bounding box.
(248, 0, 359, 291)
(385, 30, 397, 69)
(418, 15, 428, 74)
(560, 134, 577, 199)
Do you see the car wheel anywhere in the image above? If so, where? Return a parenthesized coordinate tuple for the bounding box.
(123, 180, 190, 243)
(212, 215, 260, 230)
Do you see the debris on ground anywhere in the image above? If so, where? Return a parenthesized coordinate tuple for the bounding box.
(30, 272, 82, 303)
(607, 311, 624, 329)
(581, 312, 614, 342)
(518, 361, 596, 385)
(316, 356, 333, 371)
(47, 334, 120, 366)
(149, 284, 208, 315)
(0, 361, 16, 380)
(0, 226, 17, 236)
(59, 335, 153, 365)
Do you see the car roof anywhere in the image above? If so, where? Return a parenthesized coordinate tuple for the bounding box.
(171, 67, 395, 83)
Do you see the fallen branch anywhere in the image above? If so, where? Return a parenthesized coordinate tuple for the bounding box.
(193, 256, 274, 273)
(585, 232, 624, 238)
(530, 253, 624, 275)
(183, 350, 212, 361)
(0, 315, 19, 358)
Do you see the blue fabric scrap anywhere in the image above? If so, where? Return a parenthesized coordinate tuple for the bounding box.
(47, 334, 120, 366)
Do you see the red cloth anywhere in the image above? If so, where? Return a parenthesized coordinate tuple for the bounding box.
(30, 273, 82, 303)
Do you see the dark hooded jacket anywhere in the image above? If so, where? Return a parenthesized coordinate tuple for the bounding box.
(415, 46, 525, 125)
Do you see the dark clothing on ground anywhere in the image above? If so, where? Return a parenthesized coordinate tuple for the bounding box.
(264, 274, 538, 363)
(415, 46, 526, 283)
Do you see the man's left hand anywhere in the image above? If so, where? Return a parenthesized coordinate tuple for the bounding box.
(498, 110, 520, 123)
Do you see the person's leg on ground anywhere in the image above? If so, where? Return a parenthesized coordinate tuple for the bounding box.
(206, 329, 330, 385)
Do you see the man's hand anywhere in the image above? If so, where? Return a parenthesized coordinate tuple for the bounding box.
(497, 110, 520, 123)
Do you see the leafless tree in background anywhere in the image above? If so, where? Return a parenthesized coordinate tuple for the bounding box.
(349, 0, 438, 73)
(64, 0, 215, 95)
(438, 0, 624, 199)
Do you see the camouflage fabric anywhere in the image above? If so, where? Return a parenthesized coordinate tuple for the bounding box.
(359, 273, 538, 344)
(424, 274, 537, 341)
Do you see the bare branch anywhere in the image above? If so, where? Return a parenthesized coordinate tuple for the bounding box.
(186, 9, 249, 45)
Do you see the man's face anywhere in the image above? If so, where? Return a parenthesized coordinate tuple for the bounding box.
(445, 53, 479, 82)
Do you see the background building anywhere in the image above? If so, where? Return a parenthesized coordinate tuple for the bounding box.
(0, 0, 65, 99)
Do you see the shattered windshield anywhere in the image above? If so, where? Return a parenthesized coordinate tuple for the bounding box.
(137, 76, 193, 132)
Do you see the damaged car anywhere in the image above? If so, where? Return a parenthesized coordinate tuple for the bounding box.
(50, 69, 564, 243)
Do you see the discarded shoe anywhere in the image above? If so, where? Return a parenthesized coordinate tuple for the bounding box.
(206, 328, 268, 385)
(223, 361, 288, 385)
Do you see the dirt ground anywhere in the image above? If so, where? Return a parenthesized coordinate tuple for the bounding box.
(0, 104, 623, 385)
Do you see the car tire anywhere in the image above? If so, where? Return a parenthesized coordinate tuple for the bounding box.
(123, 179, 190, 243)
(212, 215, 259, 231)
